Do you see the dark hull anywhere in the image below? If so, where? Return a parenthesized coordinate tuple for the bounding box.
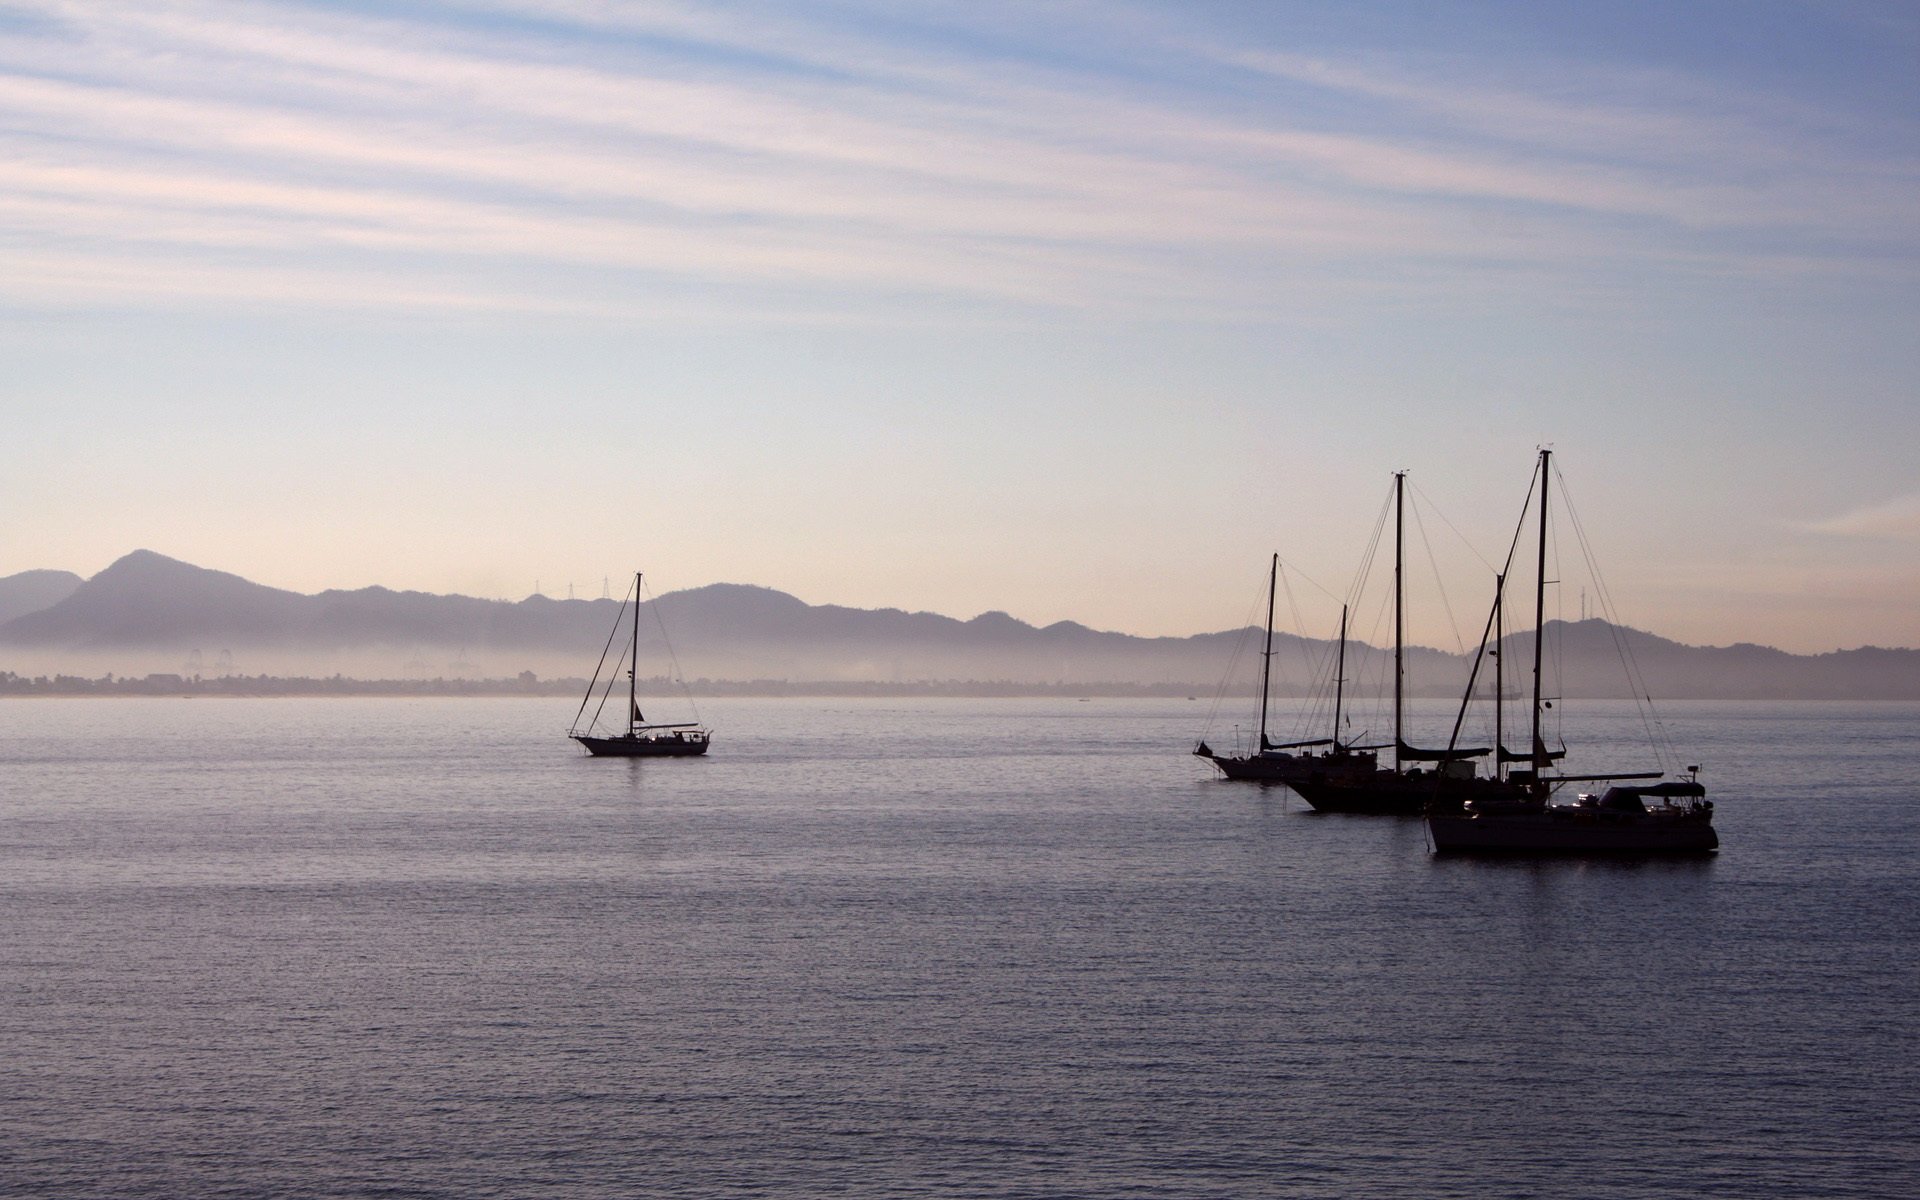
(1205, 754, 1313, 784)
(1428, 809, 1717, 854)
(574, 734, 710, 758)
(1288, 774, 1427, 814)
(1202, 750, 1379, 787)
(1289, 771, 1534, 816)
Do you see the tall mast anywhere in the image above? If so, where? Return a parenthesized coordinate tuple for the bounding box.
(1257, 553, 1277, 751)
(1393, 470, 1405, 774)
(1530, 451, 1550, 771)
(1332, 604, 1349, 751)
(1493, 573, 1505, 783)
(630, 570, 642, 735)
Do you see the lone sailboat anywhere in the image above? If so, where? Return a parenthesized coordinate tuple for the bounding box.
(568, 572, 711, 758)
(1195, 554, 1376, 787)
(1426, 449, 1716, 854)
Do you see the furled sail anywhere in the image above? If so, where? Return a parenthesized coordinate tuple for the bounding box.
(1498, 740, 1567, 764)
(1398, 740, 1490, 762)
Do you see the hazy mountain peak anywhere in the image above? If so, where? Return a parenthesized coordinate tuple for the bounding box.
(672, 582, 807, 605)
(967, 610, 1031, 632)
(92, 549, 301, 597)
(5, 549, 309, 646)
(0, 569, 84, 625)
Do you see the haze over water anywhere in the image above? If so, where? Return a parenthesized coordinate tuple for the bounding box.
(3, 697, 1914, 1198)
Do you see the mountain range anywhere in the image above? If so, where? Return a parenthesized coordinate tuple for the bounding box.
(1, 550, 1915, 698)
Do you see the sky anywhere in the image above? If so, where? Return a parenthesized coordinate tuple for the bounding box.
(2, 0, 1916, 653)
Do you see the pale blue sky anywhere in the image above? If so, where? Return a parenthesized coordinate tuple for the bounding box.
(3, 0, 1916, 652)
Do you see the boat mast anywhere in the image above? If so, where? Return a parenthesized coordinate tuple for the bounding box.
(1332, 604, 1349, 752)
(1493, 573, 1505, 783)
(1393, 470, 1405, 775)
(630, 570, 642, 736)
(1257, 553, 1277, 752)
(1530, 451, 1550, 773)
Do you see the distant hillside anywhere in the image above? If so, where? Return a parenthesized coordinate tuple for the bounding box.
(1517, 620, 1920, 701)
(1, 550, 1915, 698)
(0, 569, 82, 625)
(0, 551, 1306, 685)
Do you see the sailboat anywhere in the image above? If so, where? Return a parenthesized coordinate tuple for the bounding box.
(568, 572, 711, 758)
(1284, 471, 1519, 815)
(1194, 554, 1377, 787)
(1425, 450, 1716, 854)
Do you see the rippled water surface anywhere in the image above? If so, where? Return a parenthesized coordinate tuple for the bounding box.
(2, 697, 1916, 1198)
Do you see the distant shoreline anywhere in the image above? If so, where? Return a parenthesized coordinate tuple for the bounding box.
(0, 672, 1239, 699)
(2, 672, 1914, 702)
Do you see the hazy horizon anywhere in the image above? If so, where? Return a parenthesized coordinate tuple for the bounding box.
(4, 2, 1916, 654)
(12, 544, 1918, 655)
(7, 548, 1919, 708)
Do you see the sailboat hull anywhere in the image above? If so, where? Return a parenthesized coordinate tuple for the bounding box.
(573, 733, 710, 758)
(1288, 775, 1428, 814)
(1205, 754, 1302, 782)
(1428, 808, 1717, 854)
(1289, 771, 1529, 815)
(1203, 750, 1381, 788)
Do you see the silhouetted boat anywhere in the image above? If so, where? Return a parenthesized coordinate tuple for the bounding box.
(1425, 449, 1716, 854)
(1284, 470, 1519, 815)
(1196, 554, 1378, 787)
(568, 571, 711, 758)
(1429, 779, 1717, 853)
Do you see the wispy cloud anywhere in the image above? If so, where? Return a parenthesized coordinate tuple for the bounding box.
(1797, 494, 1920, 539)
(0, 0, 1912, 320)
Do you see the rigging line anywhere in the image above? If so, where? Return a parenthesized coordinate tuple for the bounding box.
(642, 576, 702, 726)
(1275, 565, 1323, 743)
(1290, 614, 1347, 743)
(1567, 491, 1664, 765)
(1443, 462, 1537, 766)
(587, 638, 624, 735)
(1278, 562, 1317, 689)
(1564, 468, 1678, 770)
(1547, 512, 1566, 749)
(1280, 564, 1309, 660)
(1321, 476, 1398, 745)
(1198, 564, 1270, 743)
(1555, 465, 1678, 770)
(572, 575, 637, 735)
(1352, 581, 1395, 739)
(1409, 501, 1470, 657)
(1285, 593, 1356, 733)
(1281, 600, 1343, 743)
(1346, 482, 1396, 612)
(1408, 479, 1498, 575)
(1272, 553, 1345, 607)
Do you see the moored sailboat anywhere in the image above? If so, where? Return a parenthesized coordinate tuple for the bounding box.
(568, 572, 711, 758)
(1425, 450, 1716, 854)
(1195, 555, 1376, 786)
(1284, 470, 1521, 815)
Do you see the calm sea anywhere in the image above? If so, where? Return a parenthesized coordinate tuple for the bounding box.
(1, 697, 1915, 1198)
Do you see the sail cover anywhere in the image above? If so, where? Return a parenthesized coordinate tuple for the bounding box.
(1499, 739, 1567, 764)
(1398, 740, 1490, 761)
